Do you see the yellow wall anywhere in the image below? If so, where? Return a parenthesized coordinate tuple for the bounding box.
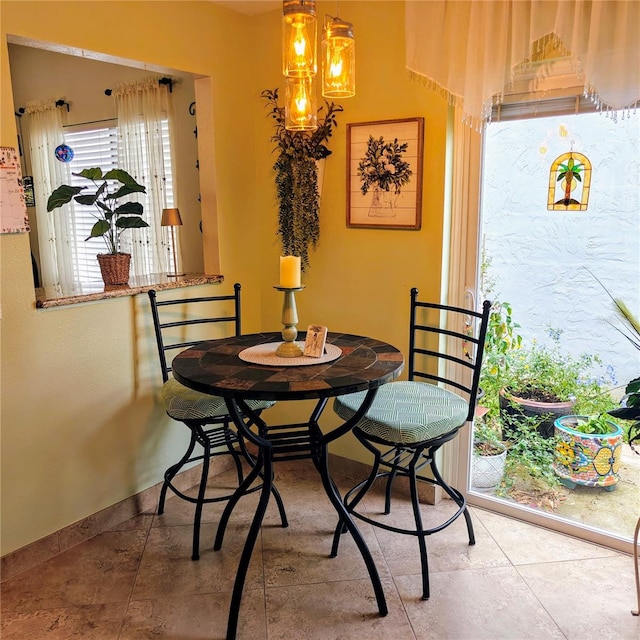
(0, 1, 448, 555)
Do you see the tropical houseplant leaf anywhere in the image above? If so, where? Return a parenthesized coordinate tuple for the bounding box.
(47, 167, 148, 255)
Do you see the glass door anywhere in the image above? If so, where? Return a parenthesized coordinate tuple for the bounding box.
(457, 106, 639, 555)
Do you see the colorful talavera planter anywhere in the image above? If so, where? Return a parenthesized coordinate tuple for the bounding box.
(553, 415, 623, 491)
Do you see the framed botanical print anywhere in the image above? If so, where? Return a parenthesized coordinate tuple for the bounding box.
(347, 117, 424, 229)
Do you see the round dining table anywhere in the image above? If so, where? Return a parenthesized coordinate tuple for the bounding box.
(171, 330, 404, 640)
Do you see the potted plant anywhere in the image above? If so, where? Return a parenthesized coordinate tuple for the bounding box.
(47, 167, 148, 286)
(593, 275, 640, 450)
(498, 415, 565, 509)
(553, 414, 623, 491)
(497, 331, 613, 439)
(261, 88, 343, 273)
(471, 415, 507, 489)
(477, 297, 522, 418)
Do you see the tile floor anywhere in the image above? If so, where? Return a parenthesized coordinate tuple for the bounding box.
(1, 458, 638, 640)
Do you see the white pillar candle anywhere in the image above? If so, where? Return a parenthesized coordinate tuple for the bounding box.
(279, 255, 301, 288)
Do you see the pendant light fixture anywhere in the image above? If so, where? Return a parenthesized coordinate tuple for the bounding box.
(281, 0, 355, 131)
(322, 14, 355, 98)
(282, 0, 317, 78)
(285, 76, 318, 131)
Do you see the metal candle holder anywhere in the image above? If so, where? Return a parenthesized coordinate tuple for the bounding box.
(274, 285, 305, 357)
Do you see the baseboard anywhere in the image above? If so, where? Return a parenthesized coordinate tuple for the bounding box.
(1, 453, 440, 582)
(0, 457, 234, 583)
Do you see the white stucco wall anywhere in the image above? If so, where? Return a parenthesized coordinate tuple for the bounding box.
(481, 111, 640, 392)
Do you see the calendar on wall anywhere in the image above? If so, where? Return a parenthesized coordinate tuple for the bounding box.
(0, 146, 30, 234)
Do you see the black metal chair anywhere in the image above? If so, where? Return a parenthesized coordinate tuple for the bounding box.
(148, 283, 287, 560)
(331, 289, 491, 599)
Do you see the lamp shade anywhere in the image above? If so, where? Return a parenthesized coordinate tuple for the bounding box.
(285, 76, 318, 131)
(322, 16, 355, 98)
(161, 208, 183, 226)
(282, 0, 317, 78)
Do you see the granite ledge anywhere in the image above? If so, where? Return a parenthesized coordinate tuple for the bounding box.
(35, 273, 224, 309)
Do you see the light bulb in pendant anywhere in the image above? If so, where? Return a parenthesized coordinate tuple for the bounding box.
(285, 76, 317, 131)
(282, 0, 317, 77)
(322, 15, 355, 98)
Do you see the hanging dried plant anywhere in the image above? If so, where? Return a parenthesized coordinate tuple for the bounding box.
(261, 88, 343, 272)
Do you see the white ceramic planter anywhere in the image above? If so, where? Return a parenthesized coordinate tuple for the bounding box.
(471, 441, 507, 489)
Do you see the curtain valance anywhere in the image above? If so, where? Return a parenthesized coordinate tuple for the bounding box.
(406, 0, 640, 126)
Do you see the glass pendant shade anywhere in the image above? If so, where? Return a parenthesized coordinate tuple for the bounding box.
(285, 76, 317, 131)
(282, 0, 317, 77)
(322, 16, 355, 98)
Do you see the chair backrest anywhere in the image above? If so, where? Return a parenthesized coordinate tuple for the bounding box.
(148, 283, 242, 382)
(408, 288, 491, 421)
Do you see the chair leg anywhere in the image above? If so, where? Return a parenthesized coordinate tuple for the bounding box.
(158, 431, 198, 515)
(383, 446, 402, 514)
(409, 458, 430, 600)
(191, 435, 211, 561)
(430, 456, 475, 546)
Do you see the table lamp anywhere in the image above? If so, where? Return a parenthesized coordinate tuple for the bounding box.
(161, 208, 184, 277)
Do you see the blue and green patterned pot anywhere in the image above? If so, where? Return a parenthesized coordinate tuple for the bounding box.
(553, 415, 623, 491)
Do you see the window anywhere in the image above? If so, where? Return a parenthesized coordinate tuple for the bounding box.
(62, 119, 175, 283)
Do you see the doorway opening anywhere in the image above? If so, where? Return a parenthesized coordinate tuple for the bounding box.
(467, 107, 639, 552)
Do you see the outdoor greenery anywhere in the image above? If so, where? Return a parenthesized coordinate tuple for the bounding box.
(473, 415, 505, 456)
(563, 414, 615, 434)
(564, 414, 618, 435)
(475, 268, 622, 508)
(47, 168, 148, 255)
(262, 88, 343, 272)
(496, 415, 564, 510)
(480, 305, 616, 418)
(506, 335, 596, 403)
(475, 300, 624, 508)
(614, 378, 640, 448)
(593, 272, 640, 449)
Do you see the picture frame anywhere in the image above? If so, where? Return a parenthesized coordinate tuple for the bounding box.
(303, 324, 328, 358)
(347, 117, 424, 230)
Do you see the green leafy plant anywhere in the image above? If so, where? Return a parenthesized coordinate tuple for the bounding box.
(612, 378, 640, 448)
(567, 414, 618, 435)
(590, 269, 640, 448)
(47, 168, 148, 255)
(478, 299, 522, 416)
(492, 327, 615, 417)
(473, 415, 505, 456)
(262, 88, 343, 272)
(497, 415, 565, 510)
(506, 335, 595, 402)
(357, 136, 412, 195)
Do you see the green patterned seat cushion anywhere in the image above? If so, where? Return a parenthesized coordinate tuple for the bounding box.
(333, 381, 469, 445)
(162, 378, 275, 421)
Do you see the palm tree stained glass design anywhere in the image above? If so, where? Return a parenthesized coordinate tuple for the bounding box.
(547, 151, 592, 211)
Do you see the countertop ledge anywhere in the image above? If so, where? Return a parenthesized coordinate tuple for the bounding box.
(35, 273, 224, 308)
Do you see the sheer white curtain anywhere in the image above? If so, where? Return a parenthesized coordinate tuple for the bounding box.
(406, 0, 640, 127)
(24, 101, 77, 290)
(113, 78, 173, 276)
